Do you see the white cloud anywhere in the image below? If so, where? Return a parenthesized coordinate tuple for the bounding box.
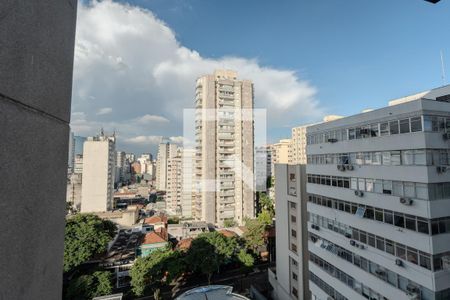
(71, 0, 323, 153)
(96, 107, 113, 115)
(135, 114, 169, 124)
(125, 136, 163, 145)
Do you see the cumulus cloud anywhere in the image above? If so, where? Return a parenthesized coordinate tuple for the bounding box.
(71, 0, 323, 154)
(96, 107, 113, 115)
(125, 135, 183, 145)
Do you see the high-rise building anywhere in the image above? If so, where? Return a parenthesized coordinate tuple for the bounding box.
(125, 153, 135, 162)
(194, 70, 254, 225)
(68, 131, 74, 172)
(66, 173, 82, 212)
(166, 147, 183, 215)
(306, 85, 450, 300)
(156, 142, 178, 191)
(269, 164, 309, 300)
(74, 154, 84, 174)
(81, 131, 116, 213)
(271, 139, 291, 181)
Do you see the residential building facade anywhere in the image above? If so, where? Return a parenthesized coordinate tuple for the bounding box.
(306, 86, 450, 300)
(269, 164, 309, 300)
(81, 132, 116, 212)
(166, 147, 183, 214)
(156, 142, 178, 191)
(193, 70, 255, 225)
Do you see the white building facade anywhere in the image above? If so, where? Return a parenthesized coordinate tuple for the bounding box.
(306, 86, 450, 300)
(81, 132, 116, 213)
(156, 142, 178, 191)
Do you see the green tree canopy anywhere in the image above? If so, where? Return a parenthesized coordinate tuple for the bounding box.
(237, 249, 254, 268)
(64, 214, 117, 272)
(243, 218, 266, 254)
(65, 271, 113, 300)
(185, 237, 221, 284)
(223, 218, 237, 228)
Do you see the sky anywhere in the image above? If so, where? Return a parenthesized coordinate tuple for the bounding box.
(71, 0, 450, 155)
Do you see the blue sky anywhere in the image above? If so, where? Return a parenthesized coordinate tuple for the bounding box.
(72, 0, 450, 154)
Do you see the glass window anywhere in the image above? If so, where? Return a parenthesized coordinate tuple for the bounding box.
(385, 239, 395, 255)
(366, 179, 374, 192)
(394, 213, 405, 228)
(417, 218, 429, 234)
(383, 180, 392, 194)
(423, 116, 438, 131)
(351, 178, 358, 190)
(389, 120, 399, 134)
(416, 183, 429, 200)
(419, 252, 431, 270)
(410, 117, 422, 132)
(402, 150, 414, 165)
(348, 128, 355, 140)
(365, 206, 374, 219)
(407, 247, 418, 264)
(374, 179, 383, 193)
(368, 233, 375, 247)
(391, 151, 401, 165)
(396, 243, 406, 260)
(372, 152, 381, 165)
(382, 152, 391, 165)
(376, 237, 385, 251)
(399, 118, 410, 133)
(380, 122, 389, 136)
(358, 178, 365, 191)
(364, 152, 372, 165)
(356, 152, 364, 165)
(414, 150, 426, 165)
(375, 208, 383, 222)
(392, 181, 404, 196)
(405, 215, 416, 231)
(371, 124, 379, 137)
(359, 231, 367, 244)
(384, 210, 393, 224)
(404, 182, 415, 198)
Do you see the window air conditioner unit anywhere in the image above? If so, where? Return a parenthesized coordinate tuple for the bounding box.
(406, 284, 419, 294)
(375, 269, 385, 276)
(406, 293, 420, 300)
(337, 164, 345, 171)
(328, 138, 338, 143)
(354, 190, 364, 197)
(395, 259, 403, 266)
(359, 244, 365, 250)
(400, 197, 413, 205)
(443, 132, 450, 140)
(345, 164, 354, 171)
(437, 166, 447, 173)
(350, 240, 356, 246)
(344, 233, 352, 238)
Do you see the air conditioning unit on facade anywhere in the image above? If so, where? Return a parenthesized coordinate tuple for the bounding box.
(395, 259, 403, 266)
(443, 132, 450, 140)
(344, 233, 352, 238)
(350, 240, 356, 246)
(437, 166, 447, 173)
(345, 164, 354, 171)
(406, 293, 420, 300)
(354, 190, 364, 197)
(400, 197, 413, 205)
(337, 164, 345, 171)
(375, 269, 385, 276)
(406, 284, 419, 294)
(327, 138, 338, 143)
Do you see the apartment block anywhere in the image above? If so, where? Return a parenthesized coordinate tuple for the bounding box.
(306, 85, 450, 300)
(156, 142, 178, 191)
(81, 132, 116, 213)
(166, 148, 183, 215)
(194, 70, 255, 225)
(269, 164, 309, 300)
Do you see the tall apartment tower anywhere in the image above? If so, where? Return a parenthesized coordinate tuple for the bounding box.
(156, 142, 178, 191)
(81, 132, 116, 212)
(194, 70, 255, 225)
(166, 148, 183, 215)
(306, 85, 450, 300)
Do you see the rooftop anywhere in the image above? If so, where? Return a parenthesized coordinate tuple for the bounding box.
(144, 215, 168, 225)
(141, 231, 166, 245)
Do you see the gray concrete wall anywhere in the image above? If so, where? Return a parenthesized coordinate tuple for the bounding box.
(0, 1, 77, 299)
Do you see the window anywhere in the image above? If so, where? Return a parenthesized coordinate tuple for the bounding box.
(291, 215, 296, 224)
(292, 272, 298, 281)
(394, 213, 405, 228)
(365, 206, 374, 219)
(391, 151, 401, 165)
(384, 210, 393, 224)
(376, 237, 385, 251)
(382, 152, 391, 165)
(291, 243, 297, 253)
(389, 120, 399, 134)
(385, 239, 395, 255)
(410, 117, 422, 132)
(404, 182, 415, 197)
(380, 122, 389, 136)
(290, 202, 297, 209)
(407, 247, 418, 264)
(419, 252, 431, 270)
(368, 233, 375, 247)
(366, 179, 374, 192)
(400, 118, 410, 133)
(291, 229, 297, 238)
(292, 287, 298, 298)
(372, 152, 381, 165)
(358, 178, 365, 191)
(416, 183, 429, 200)
(396, 243, 406, 260)
(417, 217, 429, 234)
(374, 179, 383, 193)
(405, 215, 416, 231)
(402, 150, 414, 165)
(370, 124, 379, 137)
(375, 208, 383, 222)
(351, 178, 358, 190)
(414, 150, 426, 165)
(423, 116, 438, 132)
(359, 231, 367, 244)
(383, 180, 392, 194)
(392, 181, 403, 196)
(349, 128, 355, 140)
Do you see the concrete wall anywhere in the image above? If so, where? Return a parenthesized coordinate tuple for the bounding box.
(0, 1, 77, 299)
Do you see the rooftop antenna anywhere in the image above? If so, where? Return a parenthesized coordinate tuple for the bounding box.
(440, 50, 446, 85)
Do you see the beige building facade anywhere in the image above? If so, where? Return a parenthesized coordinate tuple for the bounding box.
(194, 70, 255, 225)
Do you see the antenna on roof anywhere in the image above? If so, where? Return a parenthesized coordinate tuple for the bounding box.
(440, 50, 446, 85)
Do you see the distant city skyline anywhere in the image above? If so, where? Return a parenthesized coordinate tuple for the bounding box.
(71, 0, 450, 154)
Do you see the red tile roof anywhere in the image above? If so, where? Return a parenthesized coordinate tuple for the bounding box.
(219, 229, 238, 238)
(144, 215, 168, 224)
(142, 232, 166, 245)
(177, 238, 193, 251)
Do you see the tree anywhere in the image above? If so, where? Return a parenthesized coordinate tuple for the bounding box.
(259, 193, 274, 218)
(64, 214, 117, 272)
(223, 218, 237, 228)
(257, 209, 273, 226)
(185, 238, 221, 284)
(237, 249, 254, 268)
(130, 248, 184, 298)
(243, 218, 266, 254)
(65, 271, 113, 300)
